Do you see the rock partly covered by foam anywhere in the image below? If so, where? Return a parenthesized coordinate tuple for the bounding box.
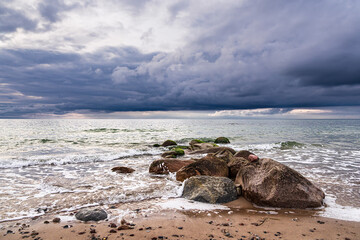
(149, 159, 195, 174)
(214, 137, 230, 144)
(75, 208, 107, 222)
(182, 176, 237, 204)
(235, 158, 325, 208)
(111, 166, 135, 174)
(176, 154, 228, 182)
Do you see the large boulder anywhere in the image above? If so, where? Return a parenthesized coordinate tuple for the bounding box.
(162, 140, 177, 147)
(227, 157, 249, 179)
(176, 154, 228, 182)
(75, 208, 107, 222)
(182, 176, 238, 204)
(235, 158, 325, 208)
(189, 147, 236, 155)
(149, 159, 195, 174)
(214, 137, 230, 144)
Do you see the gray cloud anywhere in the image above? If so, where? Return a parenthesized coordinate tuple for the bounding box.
(0, 3, 37, 33)
(1, 0, 360, 118)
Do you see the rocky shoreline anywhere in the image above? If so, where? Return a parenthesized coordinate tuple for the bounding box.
(148, 137, 325, 209)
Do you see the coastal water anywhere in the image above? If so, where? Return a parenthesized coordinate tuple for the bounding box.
(0, 119, 359, 222)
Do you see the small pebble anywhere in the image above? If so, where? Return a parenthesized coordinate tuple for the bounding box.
(52, 218, 61, 223)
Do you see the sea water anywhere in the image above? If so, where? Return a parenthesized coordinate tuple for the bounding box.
(0, 119, 359, 222)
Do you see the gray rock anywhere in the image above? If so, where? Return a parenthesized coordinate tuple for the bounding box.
(75, 208, 107, 222)
(235, 158, 325, 208)
(181, 176, 238, 204)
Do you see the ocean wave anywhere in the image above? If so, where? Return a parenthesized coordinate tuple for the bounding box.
(84, 128, 167, 133)
(0, 148, 162, 169)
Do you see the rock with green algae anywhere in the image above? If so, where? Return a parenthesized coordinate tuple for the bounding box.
(161, 147, 185, 158)
(214, 137, 230, 144)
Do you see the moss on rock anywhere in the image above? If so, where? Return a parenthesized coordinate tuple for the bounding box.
(214, 137, 230, 144)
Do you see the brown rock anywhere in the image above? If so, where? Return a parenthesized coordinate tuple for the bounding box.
(111, 166, 135, 174)
(235, 158, 325, 208)
(176, 154, 229, 182)
(227, 157, 248, 179)
(189, 147, 236, 155)
(52, 217, 61, 223)
(214, 149, 236, 164)
(149, 159, 195, 174)
(161, 140, 177, 147)
(234, 150, 254, 159)
(189, 142, 215, 151)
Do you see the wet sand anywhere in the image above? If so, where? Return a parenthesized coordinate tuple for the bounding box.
(2, 199, 359, 240)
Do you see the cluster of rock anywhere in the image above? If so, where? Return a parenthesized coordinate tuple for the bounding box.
(149, 137, 325, 208)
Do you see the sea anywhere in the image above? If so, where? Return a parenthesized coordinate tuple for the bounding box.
(0, 119, 359, 223)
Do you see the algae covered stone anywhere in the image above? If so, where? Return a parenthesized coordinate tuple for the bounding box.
(214, 137, 230, 144)
(182, 176, 237, 204)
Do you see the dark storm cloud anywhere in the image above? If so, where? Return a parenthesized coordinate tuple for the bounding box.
(1, 0, 360, 118)
(0, 3, 37, 33)
(38, 0, 78, 23)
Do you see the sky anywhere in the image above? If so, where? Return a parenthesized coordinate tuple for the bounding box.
(0, 0, 360, 119)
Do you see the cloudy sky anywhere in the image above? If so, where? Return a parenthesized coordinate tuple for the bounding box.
(1, 0, 360, 118)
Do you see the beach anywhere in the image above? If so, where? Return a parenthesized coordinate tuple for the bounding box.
(2, 199, 360, 240)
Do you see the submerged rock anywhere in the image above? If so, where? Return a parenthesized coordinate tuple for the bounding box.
(182, 176, 237, 204)
(161, 140, 177, 147)
(235, 158, 325, 208)
(149, 159, 195, 174)
(176, 154, 228, 182)
(75, 208, 107, 222)
(214, 137, 230, 144)
(111, 166, 135, 174)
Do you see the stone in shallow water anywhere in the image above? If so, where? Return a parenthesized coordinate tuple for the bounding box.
(181, 176, 237, 204)
(235, 158, 325, 208)
(75, 208, 107, 222)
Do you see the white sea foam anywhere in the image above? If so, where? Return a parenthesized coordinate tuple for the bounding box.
(156, 198, 230, 211)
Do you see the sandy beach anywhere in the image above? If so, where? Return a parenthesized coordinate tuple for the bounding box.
(2, 198, 359, 240)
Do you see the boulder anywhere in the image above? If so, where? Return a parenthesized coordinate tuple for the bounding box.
(75, 208, 107, 222)
(214, 149, 236, 164)
(111, 166, 135, 174)
(161, 147, 185, 158)
(189, 147, 236, 155)
(161, 140, 177, 147)
(149, 159, 195, 174)
(176, 154, 229, 182)
(227, 157, 248, 179)
(234, 150, 259, 161)
(214, 137, 230, 144)
(189, 142, 215, 151)
(235, 158, 325, 208)
(182, 176, 238, 204)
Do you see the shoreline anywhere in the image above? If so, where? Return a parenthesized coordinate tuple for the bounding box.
(1, 198, 360, 240)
